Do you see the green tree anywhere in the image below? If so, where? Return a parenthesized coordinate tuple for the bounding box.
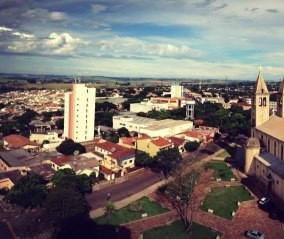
(103, 132, 119, 143)
(52, 169, 91, 194)
(154, 147, 182, 177)
(117, 127, 130, 138)
(184, 141, 200, 152)
(4, 174, 47, 209)
(104, 201, 116, 224)
(44, 186, 90, 227)
(56, 118, 64, 129)
(164, 170, 199, 231)
(135, 151, 153, 167)
(96, 102, 117, 112)
(56, 139, 86, 155)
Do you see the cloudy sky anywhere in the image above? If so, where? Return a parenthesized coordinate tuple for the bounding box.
(0, 0, 283, 80)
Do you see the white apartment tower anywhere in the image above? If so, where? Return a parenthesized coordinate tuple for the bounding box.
(171, 82, 184, 98)
(64, 83, 96, 142)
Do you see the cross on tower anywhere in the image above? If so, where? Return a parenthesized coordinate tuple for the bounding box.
(258, 65, 263, 72)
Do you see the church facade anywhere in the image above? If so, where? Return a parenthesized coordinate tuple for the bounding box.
(245, 70, 284, 202)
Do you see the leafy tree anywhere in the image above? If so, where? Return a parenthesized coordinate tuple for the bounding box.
(4, 173, 47, 209)
(52, 169, 91, 194)
(56, 118, 64, 129)
(184, 141, 200, 152)
(164, 170, 199, 231)
(95, 112, 115, 127)
(121, 98, 141, 110)
(135, 151, 153, 167)
(117, 127, 130, 138)
(96, 102, 117, 112)
(104, 201, 116, 224)
(103, 132, 119, 143)
(154, 147, 182, 177)
(44, 186, 90, 227)
(56, 139, 86, 155)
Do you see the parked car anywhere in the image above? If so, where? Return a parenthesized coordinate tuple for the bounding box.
(245, 229, 265, 239)
(258, 197, 272, 209)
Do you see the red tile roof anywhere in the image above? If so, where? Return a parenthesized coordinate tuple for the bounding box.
(151, 137, 172, 147)
(4, 134, 39, 149)
(184, 131, 199, 138)
(100, 165, 112, 175)
(111, 148, 135, 160)
(121, 137, 136, 146)
(168, 137, 186, 147)
(96, 141, 127, 153)
(52, 155, 71, 166)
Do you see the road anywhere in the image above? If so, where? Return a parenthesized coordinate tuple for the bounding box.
(86, 169, 161, 209)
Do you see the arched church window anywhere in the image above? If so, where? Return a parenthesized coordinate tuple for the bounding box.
(263, 97, 266, 106)
(259, 97, 262, 106)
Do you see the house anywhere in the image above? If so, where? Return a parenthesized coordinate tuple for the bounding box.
(0, 149, 31, 171)
(167, 136, 187, 154)
(94, 140, 135, 180)
(61, 153, 100, 177)
(28, 164, 56, 181)
(0, 170, 23, 190)
(136, 137, 173, 157)
(29, 120, 56, 132)
(30, 131, 64, 152)
(49, 153, 100, 177)
(3, 134, 40, 153)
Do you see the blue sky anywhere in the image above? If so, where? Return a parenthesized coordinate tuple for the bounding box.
(0, 0, 283, 80)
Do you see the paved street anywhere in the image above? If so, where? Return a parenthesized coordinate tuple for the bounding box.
(86, 169, 161, 209)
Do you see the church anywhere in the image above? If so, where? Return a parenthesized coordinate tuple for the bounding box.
(245, 69, 284, 202)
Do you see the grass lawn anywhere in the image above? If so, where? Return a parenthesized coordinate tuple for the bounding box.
(200, 186, 254, 220)
(204, 160, 236, 181)
(143, 220, 221, 239)
(96, 196, 169, 225)
(217, 150, 231, 158)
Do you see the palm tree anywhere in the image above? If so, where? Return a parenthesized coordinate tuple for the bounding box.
(104, 201, 116, 224)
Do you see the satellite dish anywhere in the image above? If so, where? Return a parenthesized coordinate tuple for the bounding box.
(73, 150, 79, 156)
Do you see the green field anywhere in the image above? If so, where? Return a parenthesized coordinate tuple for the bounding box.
(143, 220, 221, 239)
(200, 186, 254, 220)
(204, 160, 236, 181)
(96, 197, 169, 225)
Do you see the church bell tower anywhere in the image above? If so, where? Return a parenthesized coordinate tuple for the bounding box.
(251, 67, 270, 128)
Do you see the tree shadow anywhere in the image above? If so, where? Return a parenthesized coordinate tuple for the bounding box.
(57, 214, 131, 239)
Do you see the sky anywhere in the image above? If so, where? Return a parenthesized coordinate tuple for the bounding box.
(0, 0, 284, 80)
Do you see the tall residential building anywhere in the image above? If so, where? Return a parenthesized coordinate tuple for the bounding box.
(171, 82, 184, 98)
(64, 83, 96, 142)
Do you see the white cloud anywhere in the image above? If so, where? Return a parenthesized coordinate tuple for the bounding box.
(1, 28, 84, 56)
(44, 32, 84, 55)
(49, 11, 68, 21)
(0, 26, 13, 32)
(12, 32, 34, 39)
(97, 36, 204, 59)
(91, 4, 107, 14)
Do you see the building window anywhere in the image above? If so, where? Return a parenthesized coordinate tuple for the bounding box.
(259, 97, 262, 106)
(263, 97, 267, 106)
(274, 142, 277, 156)
(129, 160, 133, 163)
(276, 180, 279, 184)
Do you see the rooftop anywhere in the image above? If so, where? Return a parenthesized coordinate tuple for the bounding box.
(256, 152, 284, 179)
(256, 115, 284, 142)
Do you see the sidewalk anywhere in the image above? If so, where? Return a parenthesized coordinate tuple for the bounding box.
(89, 180, 166, 219)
